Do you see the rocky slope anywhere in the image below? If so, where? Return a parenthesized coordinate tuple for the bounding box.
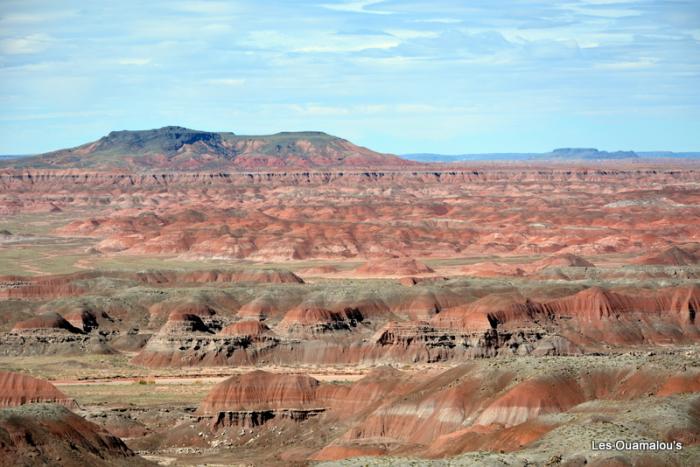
(0, 404, 153, 467)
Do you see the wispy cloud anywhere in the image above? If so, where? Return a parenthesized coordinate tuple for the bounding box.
(246, 30, 401, 53)
(0, 33, 55, 54)
(206, 78, 246, 86)
(595, 58, 658, 70)
(117, 58, 152, 66)
(411, 18, 462, 24)
(171, 1, 237, 14)
(319, 0, 393, 15)
(0, 10, 78, 24)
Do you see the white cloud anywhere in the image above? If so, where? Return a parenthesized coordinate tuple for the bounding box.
(206, 78, 246, 86)
(563, 2, 641, 18)
(0, 10, 78, 24)
(247, 30, 400, 53)
(171, 1, 236, 14)
(411, 18, 462, 24)
(500, 28, 634, 48)
(117, 58, 152, 66)
(319, 0, 393, 15)
(0, 110, 118, 122)
(0, 33, 55, 54)
(578, 0, 638, 4)
(289, 104, 351, 116)
(595, 58, 657, 70)
(385, 29, 440, 40)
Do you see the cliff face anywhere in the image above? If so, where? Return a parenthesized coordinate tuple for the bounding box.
(1, 166, 698, 188)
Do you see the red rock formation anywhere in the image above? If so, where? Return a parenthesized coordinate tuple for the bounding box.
(311, 445, 387, 461)
(461, 262, 527, 277)
(431, 293, 541, 332)
(237, 297, 281, 320)
(11, 312, 82, 334)
(0, 371, 75, 408)
(276, 307, 355, 337)
(317, 366, 412, 419)
(657, 372, 700, 397)
(298, 265, 340, 275)
(198, 370, 321, 414)
(0, 269, 301, 301)
(356, 258, 435, 276)
(2, 127, 414, 171)
(398, 276, 448, 286)
(425, 420, 557, 458)
(640, 246, 699, 266)
(62, 309, 99, 332)
(534, 253, 595, 269)
(0, 404, 151, 466)
(219, 320, 271, 337)
(475, 375, 586, 427)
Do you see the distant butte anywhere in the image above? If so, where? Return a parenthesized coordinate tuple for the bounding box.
(0, 126, 414, 171)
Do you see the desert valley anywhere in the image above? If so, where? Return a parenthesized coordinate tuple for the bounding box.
(0, 127, 698, 466)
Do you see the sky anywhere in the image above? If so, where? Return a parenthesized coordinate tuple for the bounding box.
(0, 0, 699, 155)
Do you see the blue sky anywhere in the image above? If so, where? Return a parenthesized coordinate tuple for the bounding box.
(0, 0, 699, 154)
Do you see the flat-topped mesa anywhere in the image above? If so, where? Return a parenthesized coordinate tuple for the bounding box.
(0, 371, 76, 408)
(1, 126, 413, 171)
(198, 370, 322, 415)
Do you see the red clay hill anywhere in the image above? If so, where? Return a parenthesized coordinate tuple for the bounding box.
(0, 371, 75, 408)
(1, 126, 413, 171)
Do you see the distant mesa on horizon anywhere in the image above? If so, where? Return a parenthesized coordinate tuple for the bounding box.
(0, 126, 413, 171)
(403, 147, 700, 162)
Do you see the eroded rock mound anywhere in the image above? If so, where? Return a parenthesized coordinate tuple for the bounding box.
(219, 320, 271, 337)
(199, 370, 321, 414)
(276, 307, 358, 337)
(640, 246, 699, 266)
(535, 253, 595, 269)
(12, 311, 82, 334)
(0, 371, 75, 408)
(0, 404, 152, 467)
(355, 257, 434, 276)
(475, 375, 585, 427)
